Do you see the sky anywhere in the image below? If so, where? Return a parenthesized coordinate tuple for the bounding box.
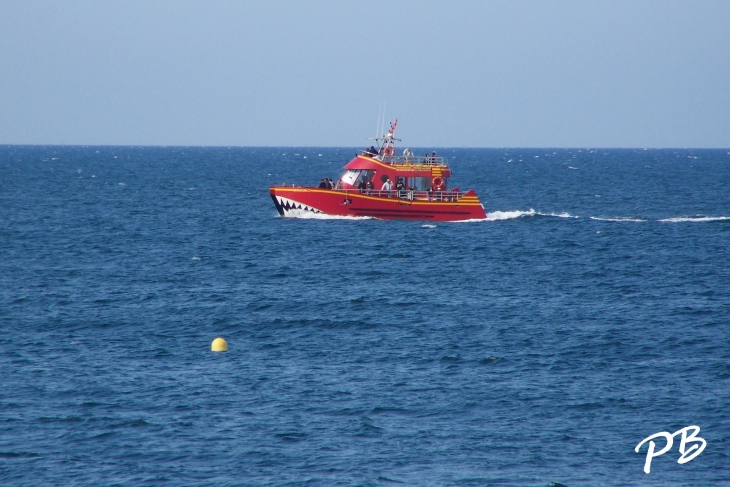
(1, 1, 729, 147)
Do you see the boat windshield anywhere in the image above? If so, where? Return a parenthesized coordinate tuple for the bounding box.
(341, 169, 375, 187)
(340, 169, 361, 186)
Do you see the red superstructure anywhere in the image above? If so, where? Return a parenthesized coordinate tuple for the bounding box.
(269, 120, 487, 221)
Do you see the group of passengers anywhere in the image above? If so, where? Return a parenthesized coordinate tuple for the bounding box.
(384, 177, 448, 201)
(424, 152, 438, 164)
(363, 146, 439, 165)
(364, 145, 400, 159)
(318, 178, 335, 189)
(316, 175, 446, 200)
(335, 174, 448, 202)
(428, 180, 446, 201)
(357, 177, 374, 193)
(379, 177, 414, 199)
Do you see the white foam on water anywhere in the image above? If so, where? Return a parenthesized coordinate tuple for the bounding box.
(450, 218, 489, 223)
(421, 224, 437, 228)
(486, 209, 536, 221)
(589, 216, 647, 222)
(487, 210, 578, 220)
(279, 209, 372, 220)
(541, 211, 579, 219)
(659, 216, 730, 223)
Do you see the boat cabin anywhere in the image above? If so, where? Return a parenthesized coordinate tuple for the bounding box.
(339, 153, 452, 194)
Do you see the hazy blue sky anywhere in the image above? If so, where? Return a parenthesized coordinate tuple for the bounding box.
(1, 1, 728, 147)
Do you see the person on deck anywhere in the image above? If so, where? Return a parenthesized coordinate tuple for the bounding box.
(381, 178, 393, 195)
(432, 180, 444, 201)
(395, 178, 405, 198)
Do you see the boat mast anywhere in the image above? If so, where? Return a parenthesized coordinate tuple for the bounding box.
(366, 118, 401, 159)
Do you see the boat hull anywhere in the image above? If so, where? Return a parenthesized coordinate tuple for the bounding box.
(270, 186, 487, 221)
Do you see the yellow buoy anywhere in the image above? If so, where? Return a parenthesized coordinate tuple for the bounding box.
(211, 337, 228, 352)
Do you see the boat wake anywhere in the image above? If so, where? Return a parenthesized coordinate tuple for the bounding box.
(277, 209, 373, 220)
(540, 211, 579, 219)
(277, 208, 730, 224)
(484, 211, 730, 223)
(485, 209, 578, 221)
(486, 209, 536, 221)
(659, 216, 730, 223)
(589, 216, 647, 222)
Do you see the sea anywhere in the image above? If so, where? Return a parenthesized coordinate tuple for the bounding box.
(1, 146, 729, 487)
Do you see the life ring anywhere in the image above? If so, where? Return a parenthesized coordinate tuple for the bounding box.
(384, 146, 395, 157)
(432, 177, 443, 188)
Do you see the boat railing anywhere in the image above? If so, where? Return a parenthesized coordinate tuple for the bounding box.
(358, 151, 446, 166)
(330, 188, 466, 202)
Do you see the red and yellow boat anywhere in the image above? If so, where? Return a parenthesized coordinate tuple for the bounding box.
(269, 120, 487, 221)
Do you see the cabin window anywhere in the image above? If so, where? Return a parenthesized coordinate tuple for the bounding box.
(414, 177, 432, 191)
(340, 169, 361, 186)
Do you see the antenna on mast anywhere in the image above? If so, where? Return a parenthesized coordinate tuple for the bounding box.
(375, 103, 383, 138)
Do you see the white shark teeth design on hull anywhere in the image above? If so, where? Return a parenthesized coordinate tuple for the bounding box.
(276, 195, 323, 214)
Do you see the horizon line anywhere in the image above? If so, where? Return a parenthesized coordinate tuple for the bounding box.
(2, 143, 729, 151)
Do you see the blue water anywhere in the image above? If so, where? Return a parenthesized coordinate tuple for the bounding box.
(1, 146, 729, 486)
